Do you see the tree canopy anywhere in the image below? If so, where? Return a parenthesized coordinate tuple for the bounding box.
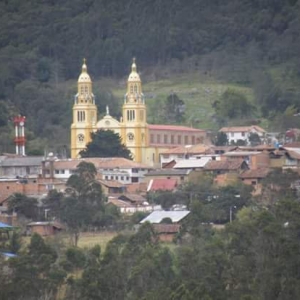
(80, 129, 133, 160)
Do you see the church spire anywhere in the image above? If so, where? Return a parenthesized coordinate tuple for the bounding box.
(125, 58, 144, 104)
(131, 57, 137, 73)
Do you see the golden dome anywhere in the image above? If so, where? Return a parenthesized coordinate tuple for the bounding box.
(128, 58, 141, 82)
(78, 58, 91, 83)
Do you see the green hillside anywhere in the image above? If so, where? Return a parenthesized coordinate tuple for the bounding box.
(112, 74, 255, 130)
(1, 0, 300, 154)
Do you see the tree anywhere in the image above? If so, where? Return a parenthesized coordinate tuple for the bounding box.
(163, 93, 185, 124)
(214, 132, 228, 146)
(61, 161, 105, 246)
(7, 193, 38, 220)
(248, 132, 261, 146)
(213, 89, 255, 123)
(80, 129, 132, 160)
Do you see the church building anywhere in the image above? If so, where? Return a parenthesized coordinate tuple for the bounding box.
(71, 59, 206, 166)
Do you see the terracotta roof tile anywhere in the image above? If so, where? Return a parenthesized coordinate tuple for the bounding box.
(219, 125, 266, 133)
(149, 124, 205, 132)
(118, 194, 146, 203)
(283, 142, 300, 148)
(204, 160, 246, 171)
(162, 144, 211, 155)
(126, 182, 147, 193)
(240, 168, 270, 179)
(147, 178, 177, 192)
(99, 179, 125, 188)
(52, 157, 152, 170)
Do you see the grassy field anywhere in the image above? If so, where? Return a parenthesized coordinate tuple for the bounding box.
(107, 72, 255, 131)
(77, 231, 118, 250)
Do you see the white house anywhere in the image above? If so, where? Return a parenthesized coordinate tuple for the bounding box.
(42, 157, 152, 184)
(219, 126, 266, 145)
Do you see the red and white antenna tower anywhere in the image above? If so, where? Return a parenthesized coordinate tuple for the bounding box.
(14, 115, 26, 156)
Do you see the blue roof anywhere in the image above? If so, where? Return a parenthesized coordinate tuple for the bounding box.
(1, 252, 17, 258)
(0, 222, 13, 228)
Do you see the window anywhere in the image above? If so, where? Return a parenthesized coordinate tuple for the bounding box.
(178, 136, 181, 144)
(157, 135, 161, 143)
(242, 132, 245, 137)
(132, 168, 138, 173)
(132, 177, 138, 183)
(184, 136, 188, 144)
(126, 177, 129, 180)
(251, 181, 257, 185)
(116, 176, 118, 180)
(171, 135, 174, 144)
(105, 176, 108, 180)
(191, 136, 195, 144)
(77, 111, 86, 122)
(164, 135, 168, 143)
(110, 176, 113, 180)
(121, 176, 124, 180)
(150, 134, 154, 143)
(55, 170, 59, 174)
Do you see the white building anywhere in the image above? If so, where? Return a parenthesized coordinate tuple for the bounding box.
(219, 126, 266, 145)
(43, 157, 152, 184)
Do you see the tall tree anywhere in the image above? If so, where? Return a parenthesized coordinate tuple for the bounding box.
(61, 161, 105, 246)
(80, 129, 132, 160)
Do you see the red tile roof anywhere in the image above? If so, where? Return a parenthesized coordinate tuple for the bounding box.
(148, 124, 205, 132)
(283, 142, 300, 148)
(147, 178, 177, 192)
(219, 125, 266, 133)
(118, 194, 146, 203)
(162, 144, 211, 155)
(98, 179, 125, 188)
(240, 168, 270, 179)
(52, 157, 152, 170)
(204, 160, 246, 171)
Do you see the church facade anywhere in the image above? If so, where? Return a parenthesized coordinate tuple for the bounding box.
(71, 59, 206, 166)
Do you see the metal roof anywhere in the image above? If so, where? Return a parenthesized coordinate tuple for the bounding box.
(174, 157, 211, 169)
(0, 222, 13, 228)
(0, 156, 43, 167)
(140, 211, 190, 224)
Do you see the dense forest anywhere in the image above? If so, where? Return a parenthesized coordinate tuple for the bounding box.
(1, 0, 300, 154)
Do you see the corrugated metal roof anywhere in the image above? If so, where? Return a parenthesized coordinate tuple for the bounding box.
(140, 211, 190, 224)
(1, 156, 44, 167)
(145, 169, 190, 176)
(0, 222, 13, 228)
(174, 157, 211, 169)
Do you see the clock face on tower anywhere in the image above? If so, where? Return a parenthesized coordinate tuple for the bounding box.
(77, 134, 84, 142)
(127, 132, 134, 141)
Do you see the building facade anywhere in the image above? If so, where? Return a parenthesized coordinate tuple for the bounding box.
(71, 59, 206, 166)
